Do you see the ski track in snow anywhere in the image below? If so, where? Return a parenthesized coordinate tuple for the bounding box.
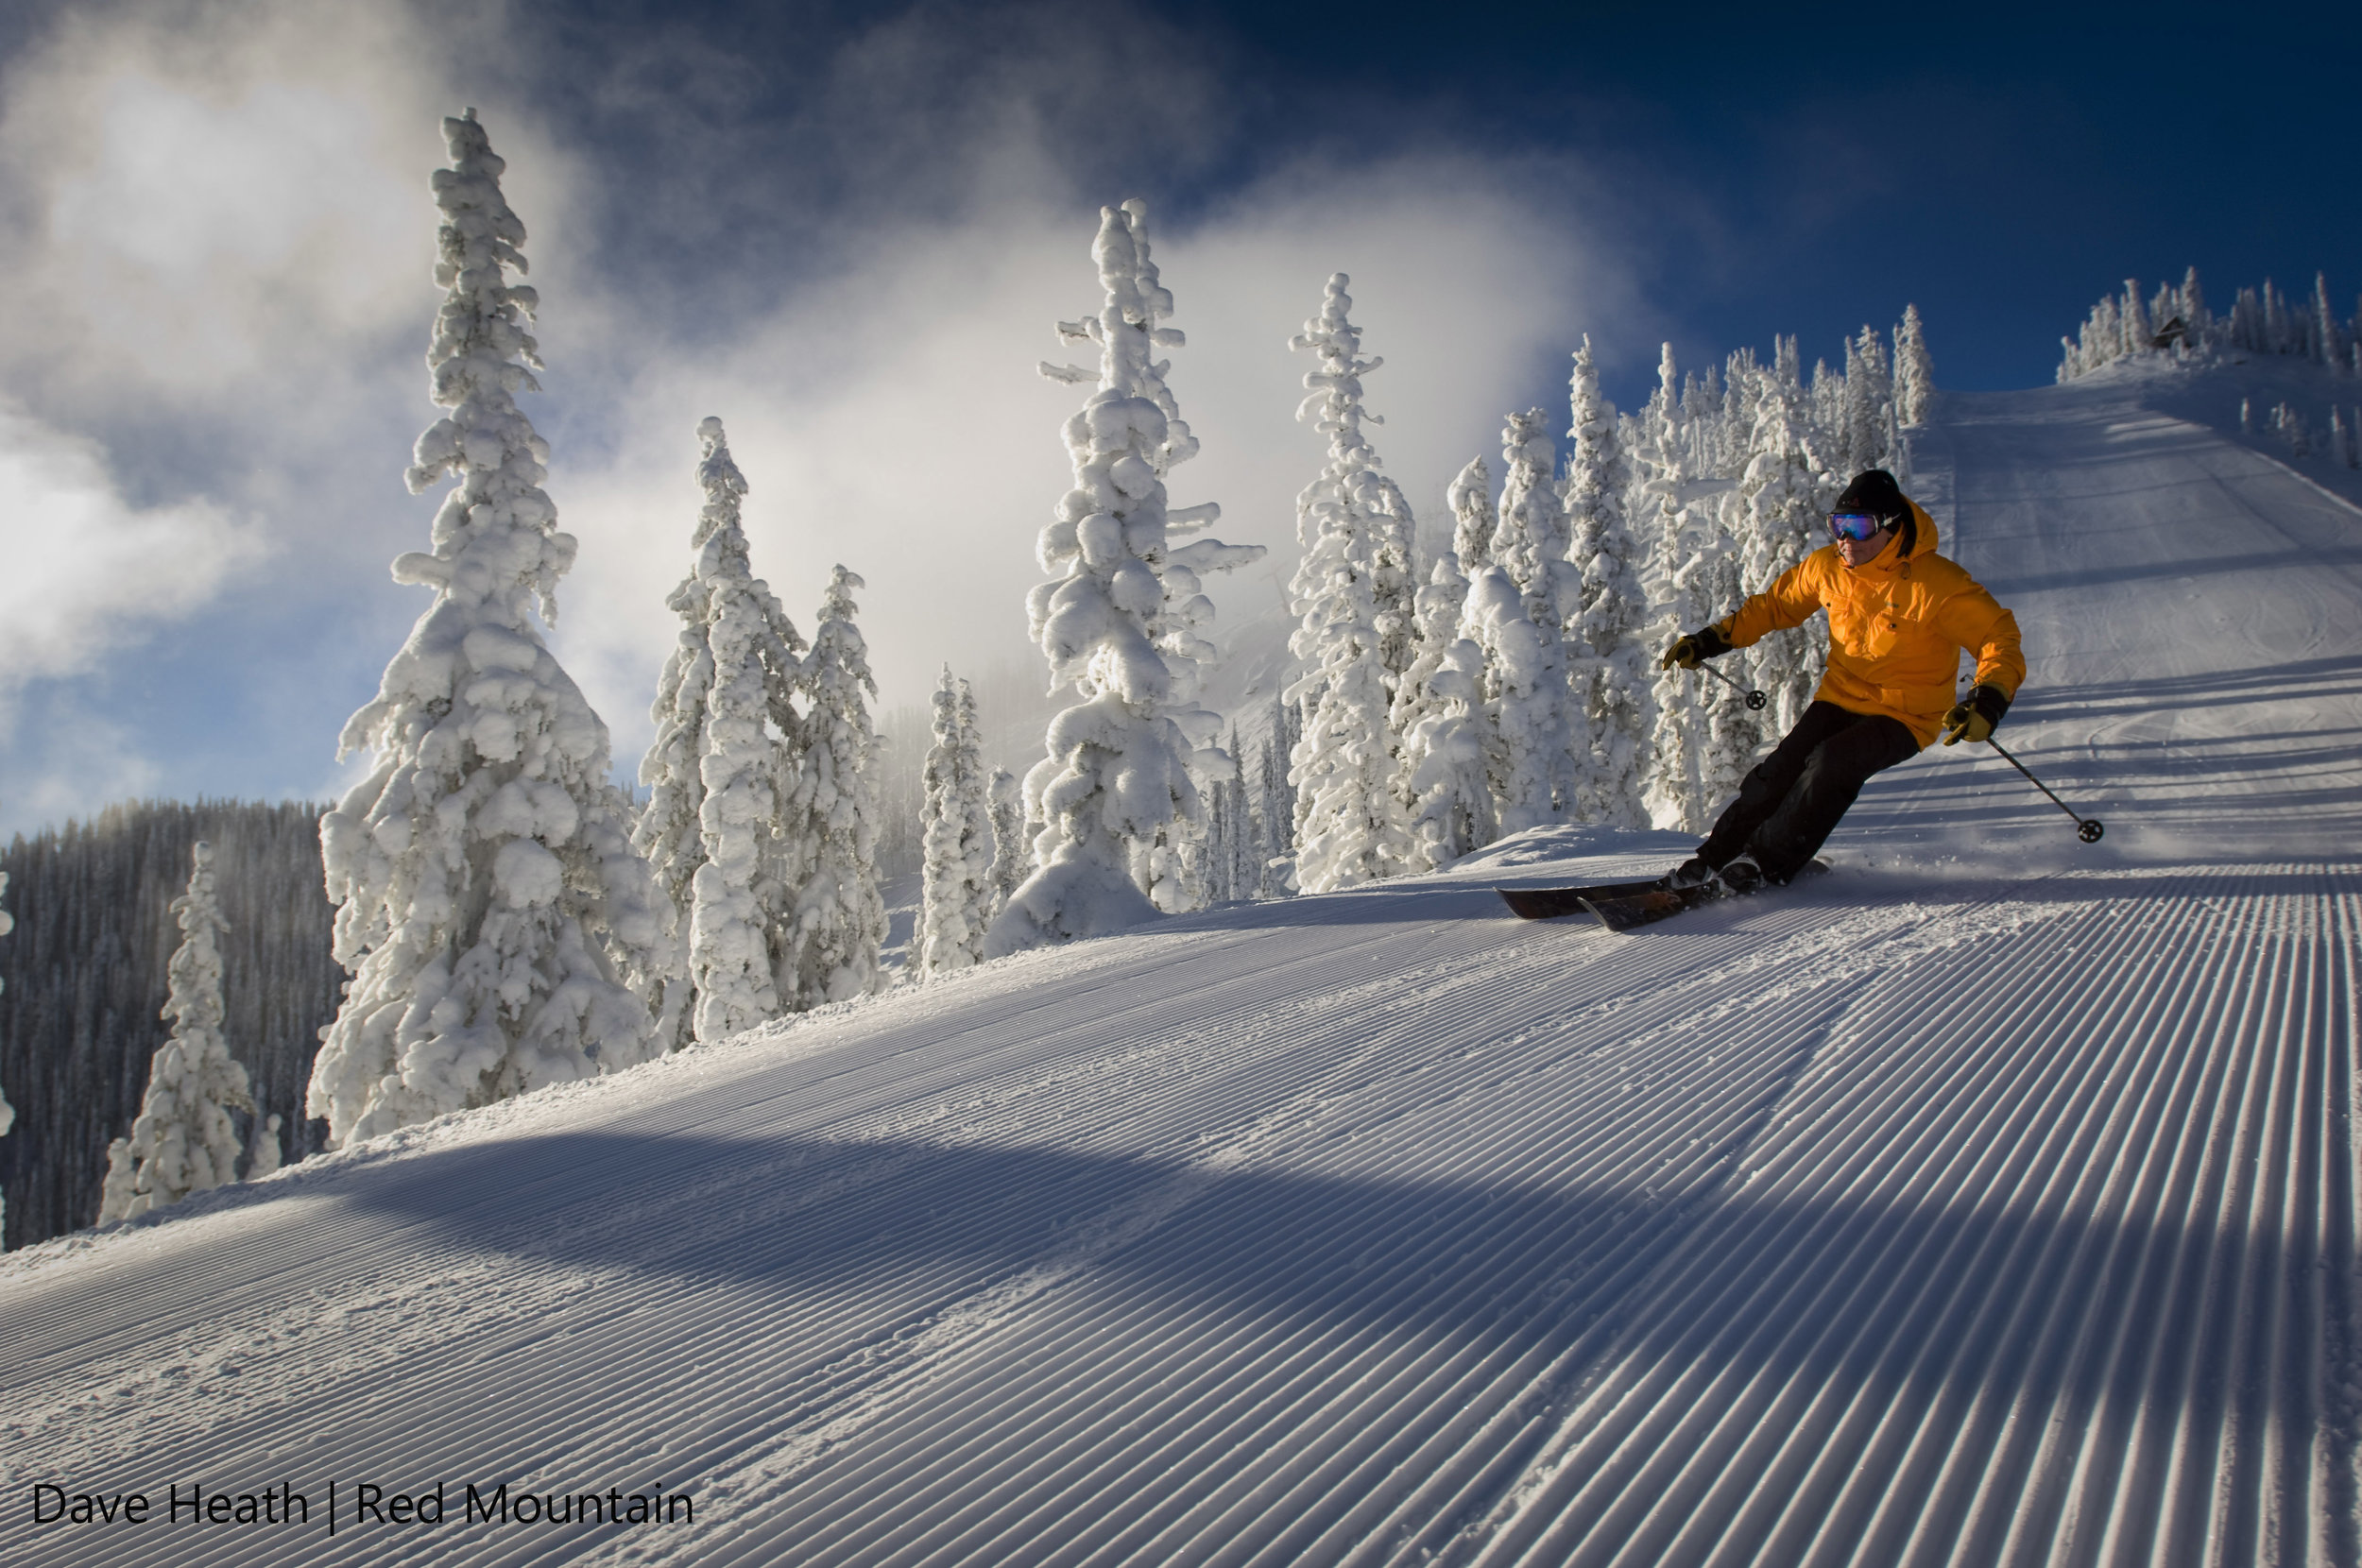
(3, 368, 2359, 1566)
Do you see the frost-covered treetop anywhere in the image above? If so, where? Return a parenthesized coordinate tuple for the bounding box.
(164, 841, 231, 1043)
(1290, 272, 1390, 548)
(693, 415, 746, 543)
(1490, 408, 1570, 631)
(1566, 338, 1622, 523)
(1031, 200, 1257, 709)
(1449, 456, 1496, 571)
(1041, 197, 1198, 473)
(393, 110, 571, 628)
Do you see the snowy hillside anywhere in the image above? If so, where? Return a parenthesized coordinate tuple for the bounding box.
(3, 361, 2355, 1566)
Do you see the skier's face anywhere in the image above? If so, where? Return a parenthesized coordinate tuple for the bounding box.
(1837, 524, 1895, 569)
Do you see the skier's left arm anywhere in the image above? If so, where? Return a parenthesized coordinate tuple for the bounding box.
(1937, 581, 2028, 745)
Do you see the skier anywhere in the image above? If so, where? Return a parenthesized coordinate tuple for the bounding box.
(1657, 468, 2024, 895)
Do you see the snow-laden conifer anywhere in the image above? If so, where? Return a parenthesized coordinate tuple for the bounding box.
(1258, 698, 1301, 898)
(1637, 346, 1712, 830)
(1461, 566, 1562, 835)
(309, 113, 673, 1148)
(637, 418, 806, 1046)
(782, 566, 886, 1005)
(1564, 336, 1651, 827)
(985, 768, 1028, 914)
(98, 843, 254, 1221)
(1393, 552, 1496, 869)
(1285, 273, 1415, 892)
(1370, 476, 1419, 697)
(1448, 457, 1497, 572)
(1894, 304, 1935, 426)
(991, 201, 1263, 953)
(1840, 326, 1893, 477)
(1737, 343, 1833, 731)
(1488, 410, 1578, 810)
(1211, 731, 1258, 901)
(918, 670, 998, 977)
(247, 1115, 283, 1181)
(1491, 412, 1575, 632)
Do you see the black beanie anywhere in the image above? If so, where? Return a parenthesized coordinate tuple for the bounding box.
(1833, 469, 1909, 524)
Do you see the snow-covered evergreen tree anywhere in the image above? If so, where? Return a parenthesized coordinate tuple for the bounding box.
(309, 112, 673, 1149)
(1638, 346, 1713, 831)
(1218, 730, 1258, 901)
(1563, 336, 1651, 827)
(782, 566, 887, 1005)
(1698, 381, 1770, 808)
(1488, 409, 1578, 811)
(1449, 456, 1497, 572)
(637, 418, 806, 1047)
(247, 1115, 283, 1181)
(1203, 755, 1236, 905)
(918, 670, 998, 977)
(97, 843, 254, 1222)
(991, 201, 1263, 953)
(1285, 273, 1414, 893)
(1370, 476, 1419, 697)
(1840, 326, 1893, 477)
(1461, 566, 1562, 835)
(1258, 697, 1301, 898)
(1737, 342, 1833, 732)
(1394, 552, 1496, 869)
(985, 767, 1028, 915)
(1894, 304, 1935, 426)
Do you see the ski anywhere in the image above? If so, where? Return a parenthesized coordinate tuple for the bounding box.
(1578, 885, 1711, 932)
(1497, 878, 1669, 920)
(1580, 859, 1831, 934)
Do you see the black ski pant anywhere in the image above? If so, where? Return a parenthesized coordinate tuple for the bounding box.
(1698, 701, 1920, 882)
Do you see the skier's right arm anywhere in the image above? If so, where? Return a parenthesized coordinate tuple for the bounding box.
(1717, 555, 1824, 650)
(1659, 625, 1734, 669)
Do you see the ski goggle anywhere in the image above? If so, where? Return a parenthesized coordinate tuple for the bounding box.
(1827, 512, 1892, 542)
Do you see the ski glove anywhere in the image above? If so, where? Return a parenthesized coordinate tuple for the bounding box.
(1942, 683, 2011, 746)
(1660, 625, 1735, 671)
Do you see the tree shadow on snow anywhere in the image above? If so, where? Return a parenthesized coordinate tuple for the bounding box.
(162, 1098, 2350, 1568)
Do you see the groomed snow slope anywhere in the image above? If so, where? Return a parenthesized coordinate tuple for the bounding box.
(3, 364, 2357, 1567)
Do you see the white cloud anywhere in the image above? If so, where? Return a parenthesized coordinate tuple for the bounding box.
(0, 406, 264, 699)
(0, 1, 478, 410)
(544, 152, 1641, 769)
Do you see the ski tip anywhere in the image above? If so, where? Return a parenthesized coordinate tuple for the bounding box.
(1578, 889, 1687, 933)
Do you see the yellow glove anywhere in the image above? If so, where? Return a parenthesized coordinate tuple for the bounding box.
(1658, 626, 1732, 671)
(1942, 683, 2011, 746)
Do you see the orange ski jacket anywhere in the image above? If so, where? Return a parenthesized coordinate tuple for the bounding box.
(1717, 502, 2025, 749)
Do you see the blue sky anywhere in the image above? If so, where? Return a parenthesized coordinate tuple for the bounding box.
(0, 0, 2351, 836)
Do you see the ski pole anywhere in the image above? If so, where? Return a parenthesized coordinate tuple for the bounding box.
(1986, 737, 2105, 843)
(1696, 659, 1767, 711)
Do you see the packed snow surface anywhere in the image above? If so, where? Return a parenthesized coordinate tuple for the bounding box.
(4, 365, 2358, 1565)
